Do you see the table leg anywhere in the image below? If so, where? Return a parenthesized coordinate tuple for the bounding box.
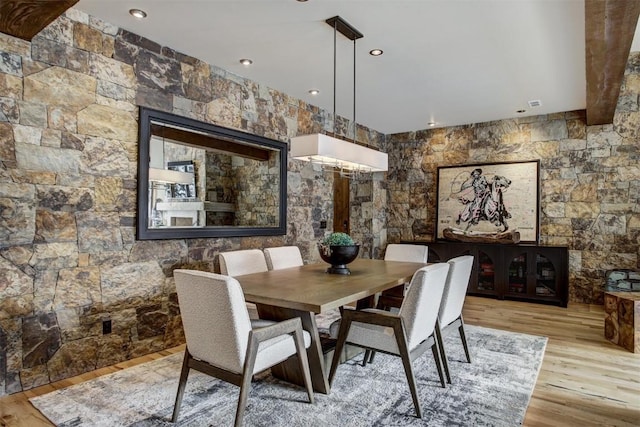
(256, 304, 331, 394)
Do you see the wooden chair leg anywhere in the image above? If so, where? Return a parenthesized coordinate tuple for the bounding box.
(362, 349, 371, 366)
(171, 349, 192, 423)
(293, 326, 314, 403)
(434, 320, 451, 384)
(236, 334, 260, 427)
(328, 317, 352, 386)
(431, 341, 446, 388)
(458, 315, 471, 363)
(393, 323, 422, 418)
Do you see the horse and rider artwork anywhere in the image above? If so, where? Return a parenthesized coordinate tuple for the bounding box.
(436, 161, 540, 243)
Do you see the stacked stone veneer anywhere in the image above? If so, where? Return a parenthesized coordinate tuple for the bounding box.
(385, 54, 640, 304)
(1, 6, 638, 396)
(0, 9, 385, 395)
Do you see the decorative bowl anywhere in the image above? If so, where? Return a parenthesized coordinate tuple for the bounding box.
(319, 244, 360, 275)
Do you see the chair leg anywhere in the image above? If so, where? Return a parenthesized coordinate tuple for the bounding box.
(431, 340, 446, 389)
(362, 349, 371, 366)
(458, 315, 471, 363)
(328, 317, 352, 386)
(434, 320, 451, 384)
(393, 323, 422, 418)
(292, 325, 314, 403)
(236, 334, 260, 427)
(171, 349, 192, 423)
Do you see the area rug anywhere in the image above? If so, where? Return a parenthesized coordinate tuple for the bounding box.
(30, 325, 547, 426)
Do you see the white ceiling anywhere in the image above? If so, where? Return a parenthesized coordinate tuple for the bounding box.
(75, 0, 589, 134)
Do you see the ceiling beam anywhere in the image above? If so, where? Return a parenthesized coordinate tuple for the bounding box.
(0, 0, 78, 41)
(585, 0, 640, 125)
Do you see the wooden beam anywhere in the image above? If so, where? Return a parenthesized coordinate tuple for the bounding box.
(150, 124, 271, 161)
(585, 0, 640, 125)
(0, 0, 79, 41)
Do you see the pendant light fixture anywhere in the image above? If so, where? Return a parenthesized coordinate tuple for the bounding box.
(290, 16, 388, 177)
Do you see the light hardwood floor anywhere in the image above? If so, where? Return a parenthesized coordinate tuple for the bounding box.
(1, 296, 638, 426)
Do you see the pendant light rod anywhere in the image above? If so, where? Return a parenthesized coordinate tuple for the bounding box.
(353, 38, 356, 141)
(325, 16, 363, 140)
(333, 18, 337, 136)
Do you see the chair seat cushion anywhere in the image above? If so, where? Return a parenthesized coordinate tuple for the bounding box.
(251, 319, 312, 374)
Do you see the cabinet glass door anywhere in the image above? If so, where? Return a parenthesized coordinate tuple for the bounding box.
(508, 253, 527, 293)
(535, 254, 557, 297)
(477, 251, 495, 291)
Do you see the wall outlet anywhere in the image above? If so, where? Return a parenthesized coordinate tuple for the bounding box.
(102, 319, 112, 335)
(320, 220, 327, 229)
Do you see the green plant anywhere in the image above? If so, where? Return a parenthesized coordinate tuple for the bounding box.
(322, 232, 355, 246)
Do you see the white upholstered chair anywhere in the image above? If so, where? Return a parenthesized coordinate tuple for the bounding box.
(435, 255, 474, 384)
(263, 246, 304, 270)
(328, 263, 450, 419)
(172, 269, 314, 427)
(219, 249, 269, 276)
(219, 249, 269, 319)
(376, 244, 429, 310)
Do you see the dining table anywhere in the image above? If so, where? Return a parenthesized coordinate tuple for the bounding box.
(234, 257, 428, 394)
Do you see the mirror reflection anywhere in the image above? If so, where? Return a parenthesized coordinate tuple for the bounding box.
(137, 108, 287, 240)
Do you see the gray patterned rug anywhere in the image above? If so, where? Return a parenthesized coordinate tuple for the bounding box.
(30, 325, 547, 426)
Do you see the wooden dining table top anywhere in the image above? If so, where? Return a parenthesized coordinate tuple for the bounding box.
(235, 258, 428, 314)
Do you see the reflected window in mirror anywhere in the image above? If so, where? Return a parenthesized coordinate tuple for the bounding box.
(137, 107, 287, 240)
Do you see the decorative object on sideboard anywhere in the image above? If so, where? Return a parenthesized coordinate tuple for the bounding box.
(319, 232, 360, 275)
(442, 227, 521, 244)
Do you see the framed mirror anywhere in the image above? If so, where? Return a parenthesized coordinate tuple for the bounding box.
(137, 107, 287, 240)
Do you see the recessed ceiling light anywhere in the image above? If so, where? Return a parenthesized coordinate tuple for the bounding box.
(369, 49, 383, 56)
(516, 109, 526, 114)
(239, 58, 253, 66)
(296, 0, 309, 2)
(308, 89, 320, 95)
(427, 122, 436, 127)
(129, 9, 147, 19)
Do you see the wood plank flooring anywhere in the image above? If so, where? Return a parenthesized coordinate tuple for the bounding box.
(1, 296, 638, 426)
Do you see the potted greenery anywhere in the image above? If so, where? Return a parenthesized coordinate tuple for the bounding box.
(319, 232, 360, 275)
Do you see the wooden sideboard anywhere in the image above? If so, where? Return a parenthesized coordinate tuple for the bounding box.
(404, 241, 568, 307)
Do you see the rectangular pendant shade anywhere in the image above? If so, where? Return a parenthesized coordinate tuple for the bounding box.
(290, 133, 388, 172)
(148, 168, 194, 184)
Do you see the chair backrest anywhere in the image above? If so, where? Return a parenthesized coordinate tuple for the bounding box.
(219, 249, 268, 276)
(439, 255, 474, 327)
(384, 244, 429, 263)
(174, 269, 251, 374)
(399, 263, 450, 349)
(264, 246, 304, 270)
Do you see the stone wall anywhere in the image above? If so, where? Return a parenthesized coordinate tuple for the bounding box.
(0, 9, 384, 396)
(385, 53, 640, 305)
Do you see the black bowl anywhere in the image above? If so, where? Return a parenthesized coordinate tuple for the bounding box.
(319, 244, 360, 274)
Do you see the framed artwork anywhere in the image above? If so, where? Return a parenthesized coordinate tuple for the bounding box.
(435, 160, 540, 243)
(167, 161, 196, 199)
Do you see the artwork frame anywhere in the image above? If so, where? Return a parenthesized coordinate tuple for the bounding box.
(167, 161, 196, 199)
(435, 160, 540, 243)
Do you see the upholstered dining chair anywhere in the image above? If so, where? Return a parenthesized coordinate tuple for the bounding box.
(435, 255, 474, 384)
(219, 249, 269, 319)
(376, 243, 429, 310)
(172, 269, 314, 427)
(263, 246, 304, 270)
(328, 263, 450, 419)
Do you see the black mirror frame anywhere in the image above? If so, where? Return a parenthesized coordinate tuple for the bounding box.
(136, 107, 287, 240)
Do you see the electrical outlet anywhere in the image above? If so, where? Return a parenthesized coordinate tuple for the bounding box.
(102, 319, 112, 335)
(320, 220, 327, 229)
